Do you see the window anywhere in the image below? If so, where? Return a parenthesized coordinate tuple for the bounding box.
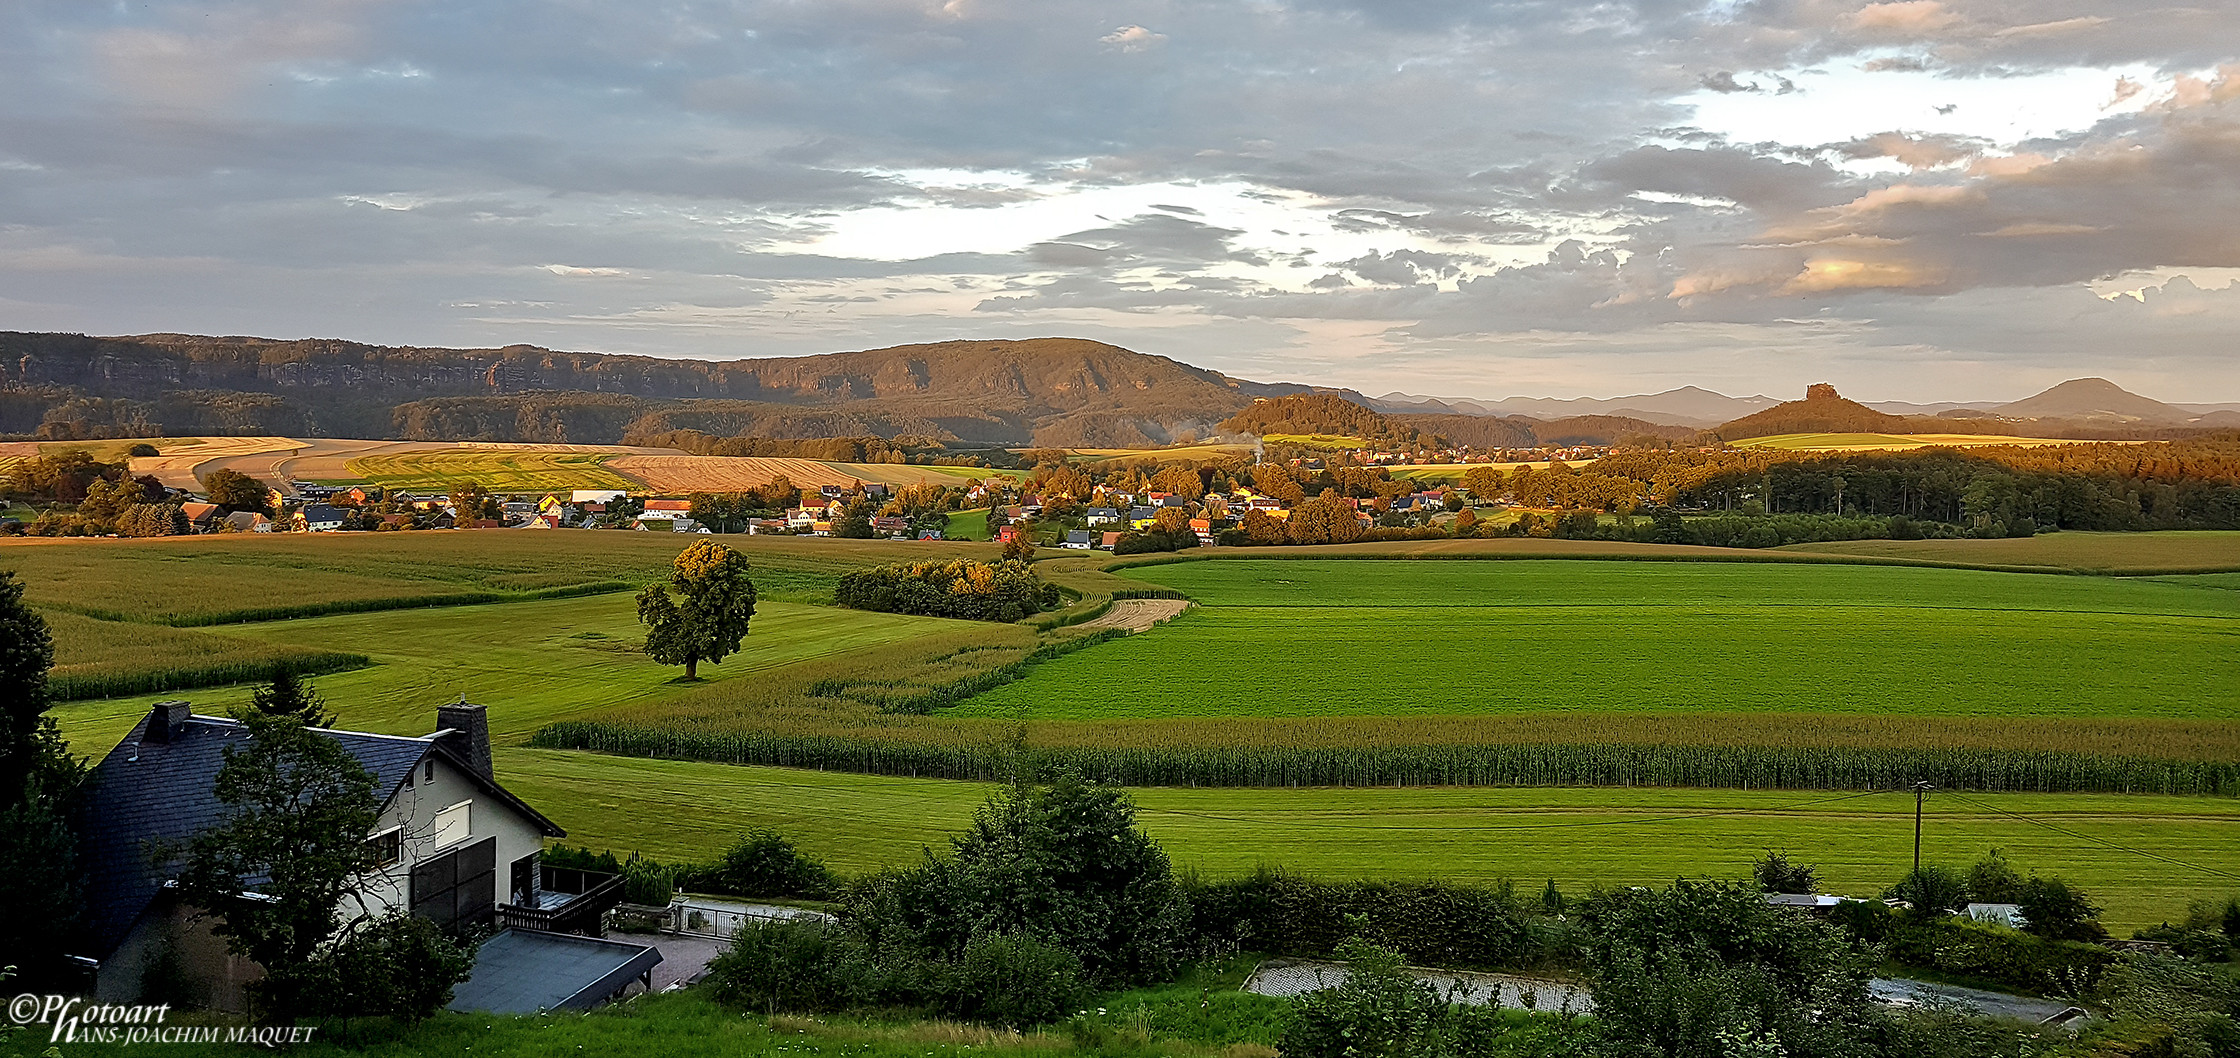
(367, 828, 402, 868)
(432, 800, 471, 850)
(424, 757, 435, 783)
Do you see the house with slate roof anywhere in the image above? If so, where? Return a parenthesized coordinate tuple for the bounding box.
(71, 700, 654, 1014)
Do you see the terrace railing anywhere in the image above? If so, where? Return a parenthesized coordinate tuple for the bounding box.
(496, 866, 624, 937)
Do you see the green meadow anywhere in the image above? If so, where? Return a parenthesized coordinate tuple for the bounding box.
(953, 559, 2240, 720)
(50, 591, 968, 759)
(500, 750, 2240, 932)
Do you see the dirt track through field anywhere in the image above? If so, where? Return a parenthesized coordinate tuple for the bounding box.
(1075, 598, 1191, 632)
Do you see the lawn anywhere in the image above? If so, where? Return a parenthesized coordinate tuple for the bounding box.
(945, 507, 994, 541)
(49, 591, 970, 761)
(953, 560, 2240, 721)
(1780, 530, 2240, 574)
(346, 451, 643, 492)
(498, 752, 2240, 931)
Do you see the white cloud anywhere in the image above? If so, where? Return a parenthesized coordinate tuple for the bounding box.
(1098, 25, 1166, 53)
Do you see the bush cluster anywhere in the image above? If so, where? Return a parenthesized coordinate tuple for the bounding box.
(833, 559, 1060, 622)
(705, 775, 1185, 1027)
(1186, 870, 1584, 973)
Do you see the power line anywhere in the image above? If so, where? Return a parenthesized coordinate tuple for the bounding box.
(1937, 790, 2240, 882)
(1140, 787, 1898, 833)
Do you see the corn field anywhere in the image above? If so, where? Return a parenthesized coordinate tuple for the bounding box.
(530, 720, 2240, 795)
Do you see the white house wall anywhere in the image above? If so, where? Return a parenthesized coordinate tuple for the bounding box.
(358, 751, 548, 920)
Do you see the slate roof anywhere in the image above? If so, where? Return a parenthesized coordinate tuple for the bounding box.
(73, 707, 562, 961)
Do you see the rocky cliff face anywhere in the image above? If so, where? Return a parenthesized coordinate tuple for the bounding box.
(0, 332, 1282, 444)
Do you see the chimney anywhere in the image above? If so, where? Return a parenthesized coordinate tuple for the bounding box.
(435, 699, 493, 780)
(144, 700, 192, 744)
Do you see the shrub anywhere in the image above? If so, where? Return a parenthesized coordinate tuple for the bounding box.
(1185, 870, 1558, 972)
(1965, 849, 2025, 904)
(1753, 851, 1817, 894)
(945, 934, 1088, 1029)
(288, 912, 475, 1022)
(1581, 880, 1880, 1058)
(1884, 917, 2112, 996)
(833, 559, 1060, 621)
(691, 829, 836, 899)
(2018, 875, 2105, 942)
(704, 919, 854, 1014)
(620, 855, 674, 906)
(1886, 866, 1970, 913)
(1279, 937, 1516, 1058)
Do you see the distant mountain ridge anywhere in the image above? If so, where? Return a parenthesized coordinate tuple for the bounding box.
(1372, 387, 1779, 429)
(0, 332, 1339, 447)
(0, 329, 2228, 446)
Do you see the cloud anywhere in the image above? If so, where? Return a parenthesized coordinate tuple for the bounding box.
(5, 0, 2240, 398)
(1842, 2, 1964, 39)
(1099, 25, 1166, 52)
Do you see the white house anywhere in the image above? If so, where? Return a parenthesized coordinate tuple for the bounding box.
(72, 701, 651, 1013)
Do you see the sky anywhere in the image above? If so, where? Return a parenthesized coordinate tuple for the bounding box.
(3, 1, 2238, 402)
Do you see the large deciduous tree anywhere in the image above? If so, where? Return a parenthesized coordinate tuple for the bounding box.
(175, 710, 388, 1017)
(637, 541, 758, 679)
(201, 467, 273, 514)
(0, 571, 85, 988)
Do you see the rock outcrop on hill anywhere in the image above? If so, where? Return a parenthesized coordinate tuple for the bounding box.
(0, 332, 1321, 445)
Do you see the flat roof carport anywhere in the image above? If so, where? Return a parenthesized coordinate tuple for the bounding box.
(447, 929, 664, 1014)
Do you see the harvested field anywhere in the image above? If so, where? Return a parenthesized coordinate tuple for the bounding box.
(1075, 598, 1191, 632)
(125, 436, 306, 490)
(607, 455, 992, 493)
(347, 450, 642, 492)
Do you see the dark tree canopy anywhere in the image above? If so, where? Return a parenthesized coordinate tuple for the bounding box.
(200, 467, 272, 514)
(252, 671, 336, 728)
(637, 540, 758, 679)
(175, 711, 383, 1016)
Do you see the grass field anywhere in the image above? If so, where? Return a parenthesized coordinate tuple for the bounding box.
(27, 530, 2240, 932)
(346, 451, 643, 492)
(0, 531, 991, 624)
(1728, 432, 2127, 452)
(945, 507, 994, 541)
(1780, 531, 2240, 573)
(954, 560, 2240, 721)
(499, 751, 2240, 931)
(49, 591, 974, 759)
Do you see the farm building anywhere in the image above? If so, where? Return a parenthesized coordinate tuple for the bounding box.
(69, 701, 655, 1015)
(178, 501, 223, 532)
